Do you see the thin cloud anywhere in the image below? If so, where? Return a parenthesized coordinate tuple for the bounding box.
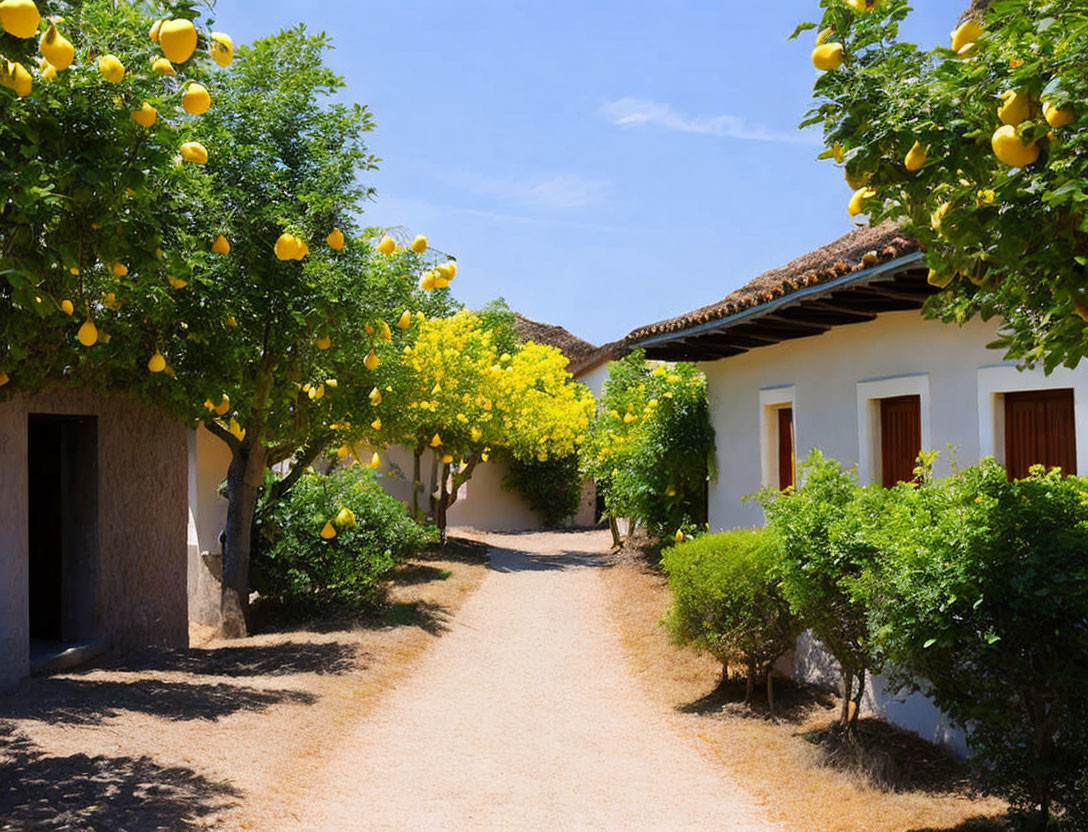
(600, 97, 817, 145)
(473, 173, 611, 210)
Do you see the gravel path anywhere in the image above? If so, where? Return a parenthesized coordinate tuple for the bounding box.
(280, 530, 775, 832)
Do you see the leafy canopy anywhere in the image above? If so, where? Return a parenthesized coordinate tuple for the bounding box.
(800, 0, 1088, 371)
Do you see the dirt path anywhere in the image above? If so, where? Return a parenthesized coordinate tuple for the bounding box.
(277, 530, 776, 831)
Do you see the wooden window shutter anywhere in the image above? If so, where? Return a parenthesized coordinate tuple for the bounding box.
(1004, 389, 1076, 479)
(777, 407, 795, 491)
(880, 395, 922, 488)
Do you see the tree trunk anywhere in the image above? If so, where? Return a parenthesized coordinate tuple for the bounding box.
(840, 669, 854, 727)
(437, 461, 450, 543)
(608, 516, 622, 548)
(850, 667, 866, 730)
(220, 440, 267, 638)
(411, 446, 423, 517)
(428, 451, 439, 518)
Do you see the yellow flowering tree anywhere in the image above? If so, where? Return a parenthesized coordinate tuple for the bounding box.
(382, 304, 594, 535)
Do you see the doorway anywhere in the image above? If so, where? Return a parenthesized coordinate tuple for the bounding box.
(27, 414, 100, 645)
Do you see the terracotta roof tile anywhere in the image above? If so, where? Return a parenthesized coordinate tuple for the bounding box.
(625, 221, 919, 345)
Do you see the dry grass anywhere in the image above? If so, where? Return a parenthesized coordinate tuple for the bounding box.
(597, 558, 1009, 832)
(0, 541, 491, 831)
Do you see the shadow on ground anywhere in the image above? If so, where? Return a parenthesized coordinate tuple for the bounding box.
(125, 640, 360, 677)
(487, 548, 607, 573)
(1, 677, 317, 726)
(907, 818, 1008, 832)
(678, 675, 836, 725)
(0, 723, 240, 830)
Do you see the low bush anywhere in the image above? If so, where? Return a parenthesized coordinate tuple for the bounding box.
(502, 453, 583, 526)
(661, 528, 799, 714)
(862, 460, 1088, 829)
(253, 465, 435, 607)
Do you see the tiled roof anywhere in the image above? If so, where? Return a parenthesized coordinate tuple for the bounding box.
(625, 222, 919, 345)
(513, 313, 598, 365)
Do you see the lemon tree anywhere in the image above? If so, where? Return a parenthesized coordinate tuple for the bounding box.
(173, 27, 454, 635)
(0, 0, 222, 395)
(582, 350, 715, 543)
(799, 0, 1088, 372)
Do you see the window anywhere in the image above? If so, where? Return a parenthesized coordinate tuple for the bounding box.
(879, 395, 922, 487)
(1004, 389, 1076, 478)
(777, 407, 795, 490)
(759, 386, 796, 490)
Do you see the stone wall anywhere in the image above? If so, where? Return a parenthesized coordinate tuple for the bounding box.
(0, 388, 188, 689)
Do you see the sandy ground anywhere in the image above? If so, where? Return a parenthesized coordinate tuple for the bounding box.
(274, 530, 777, 832)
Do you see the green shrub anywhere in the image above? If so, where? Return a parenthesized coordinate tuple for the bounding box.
(661, 528, 799, 713)
(863, 460, 1088, 828)
(756, 450, 881, 728)
(502, 453, 583, 526)
(253, 465, 435, 606)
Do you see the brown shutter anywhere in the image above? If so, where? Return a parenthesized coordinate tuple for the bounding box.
(1004, 389, 1076, 479)
(880, 395, 922, 487)
(778, 408, 795, 490)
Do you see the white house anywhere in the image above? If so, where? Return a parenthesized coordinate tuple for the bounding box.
(624, 220, 1087, 754)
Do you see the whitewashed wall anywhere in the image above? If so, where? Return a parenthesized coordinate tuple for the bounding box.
(699, 308, 1088, 754)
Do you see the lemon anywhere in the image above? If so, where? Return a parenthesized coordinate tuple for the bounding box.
(1044, 102, 1075, 129)
(159, 18, 197, 64)
(225, 315, 238, 327)
(927, 269, 955, 289)
(111, 262, 128, 277)
(848, 187, 876, 217)
(327, 228, 345, 250)
(376, 235, 396, 255)
(950, 19, 982, 53)
(816, 27, 834, 46)
(430, 433, 442, 447)
(77, 319, 98, 347)
(812, 43, 844, 72)
(320, 521, 337, 540)
(180, 142, 208, 164)
(214, 394, 230, 416)
(410, 235, 428, 253)
(148, 351, 166, 373)
(315, 334, 331, 350)
(152, 57, 175, 75)
(229, 417, 245, 441)
(294, 240, 309, 260)
(371, 417, 381, 430)
(0, 371, 8, 387)
(98, 54, 124, 83)
(182, 82, 211, 115)
(1, 61, 32, 96)
(150, 18, 164, 42)
(379, 320, 392, 341)
(991, 125, 1039, 167)
(369, 387, 382, 405)
(39, 23, 74, 70)
(675, 529, 684, 543)
(904, 140, 927, 172)
(38, 60, 55, 81)
(168, 276, 188, 289)
(326, 378, 337, 388)
(212, 234, 230, 255)
(364, 349, 379, 371)
(441, 453, 454, 464)
(335, 507, 356, 527)
(336, 445, 349, 459)
(396, 310, 412, 329)
(60, 299, 74, 315)
(0, 0, 39, 39)
(420, 271, 436, 291)
(131, 102, 157, 128)
(434, 276, 450, 289)
(997, 90, 1032, 126)
(274, 232, 301, 260)
(436, 263, 454, 281)
(210, 32, 234, 67)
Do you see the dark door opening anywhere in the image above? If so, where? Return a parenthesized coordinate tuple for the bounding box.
(880, 395, 922, 488)
(777, 407, 795, 491)
(1004, 389, 1076, 479)
(27, 414, 100, 644)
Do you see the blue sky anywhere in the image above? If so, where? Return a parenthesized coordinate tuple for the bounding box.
(212, 1, 957, 346)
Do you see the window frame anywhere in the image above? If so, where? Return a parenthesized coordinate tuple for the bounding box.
(759, 385, 796, 490)
(856, 374, 931, 486)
